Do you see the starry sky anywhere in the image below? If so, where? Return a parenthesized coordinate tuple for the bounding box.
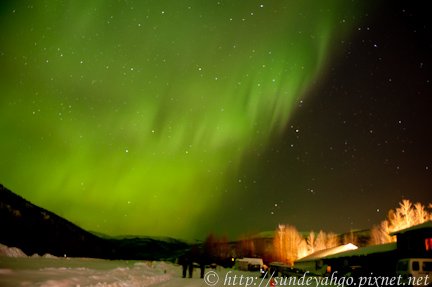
(1, 1, 431, 240)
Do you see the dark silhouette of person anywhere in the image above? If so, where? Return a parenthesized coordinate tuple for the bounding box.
(199, 249, 207, 278)
(178, 254, 188, 278)
(180, 246, 207, 279)
(200, 260, 205, 278)
(189, 245, 202, 278)
(188, 259, 194, 278)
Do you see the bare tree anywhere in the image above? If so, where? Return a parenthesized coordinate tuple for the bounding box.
(306, 232, 315, 255)
(204, 233, 218, 261)
(273, 225, 287, 263)
(273, 224, 304, 265)
(370, 225, 384, 245)
(326, 232, 340, 248)
(315, 231, 327, 251)
(430, 204, 432, 220)
(413, 202, 428, 224)
(237, 235, 255, 258)
(343, 230, 358, 246)
(370, 220, 394, 245)
(399, 199, 413, 228)
(370, 199, 431, 245)
(298, 239, 308, 259)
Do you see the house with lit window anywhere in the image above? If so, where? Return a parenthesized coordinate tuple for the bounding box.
(390, 220, 432, 258)
(293, 221, 432, 275)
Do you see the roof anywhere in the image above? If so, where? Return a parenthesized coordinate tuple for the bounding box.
(296, 244, 358, 263)
(236, 258, 263, 265)
(390, 221, 432, 236)
(324, 242, 397, 259)
(269, 262, 291, 267)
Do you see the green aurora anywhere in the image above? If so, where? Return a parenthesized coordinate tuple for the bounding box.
(0, 1, 358, 238)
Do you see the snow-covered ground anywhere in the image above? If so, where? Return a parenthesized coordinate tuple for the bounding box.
(0, 256, 173, 286)
(0, 244, 278, 287)
(0, 244, 418, 287)
(0, 256, 282, 287)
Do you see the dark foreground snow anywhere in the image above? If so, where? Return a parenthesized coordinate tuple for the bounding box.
(0, 244, 265, 287)
(0, 244, 330, 287)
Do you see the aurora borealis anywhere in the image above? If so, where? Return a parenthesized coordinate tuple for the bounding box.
(1, 1, 431, 240)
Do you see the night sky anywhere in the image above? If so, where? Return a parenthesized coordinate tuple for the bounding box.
(1, 1, 431, 240)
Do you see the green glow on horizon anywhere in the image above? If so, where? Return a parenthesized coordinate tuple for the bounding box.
(0, 0, 356, 238)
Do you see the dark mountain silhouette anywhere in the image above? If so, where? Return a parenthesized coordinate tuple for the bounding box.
(0, 184, 188, 260)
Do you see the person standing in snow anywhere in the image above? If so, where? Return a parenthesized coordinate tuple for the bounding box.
(189, 245, 201, 278)
(178, 254, 188, 278)
(199, 259, 205, 279)
(198, 248, 207, 278)
(188, 256, 194, 278)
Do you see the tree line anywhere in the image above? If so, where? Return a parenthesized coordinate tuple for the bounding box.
(202, 199, 432, 266)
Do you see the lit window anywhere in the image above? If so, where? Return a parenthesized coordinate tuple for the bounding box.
(425, 238, 432, 251)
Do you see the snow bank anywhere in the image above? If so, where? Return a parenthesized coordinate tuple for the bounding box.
(0, 243, 27, 258)
(0, 256, 175, 287)
(0, 251, 288, 287)
(34, 263, 172, 287)
(31, 253, 58, 258)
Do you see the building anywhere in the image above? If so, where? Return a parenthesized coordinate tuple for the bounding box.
(391, 221, 432, 259)
(323, 242, 398, 274)
(294, 221, 432, 275)
(294, 244, 358, 275)
(234, 257, 264, 271)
